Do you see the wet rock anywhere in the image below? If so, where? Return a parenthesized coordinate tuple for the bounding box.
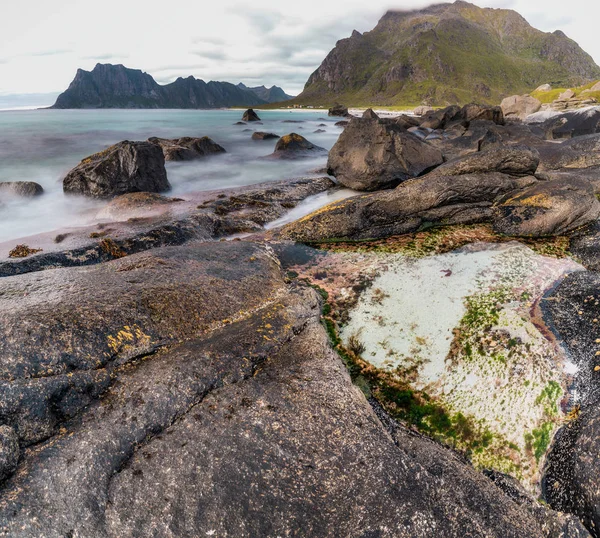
(0, 182, 44, 198)
(362, 108, 379, 119)
(492, 178, 600, 236)
(148, 136, 226, 161)
(96, 192, 184, 220)
(63, 141, 170, 198)
(538, 134, 600, 171)
(234, 121, 247, 125)
(0, 425, 19, 482)
(501, 95, 542, 121)
(242, 109, 261, 122)
(327, 117, 444, 191)
(281, 172, 536, 242)
(335, 120, 349, 127)
(269, 133, 326, 159)
(313, 129, 326, 134)
(427, 145, 539, 178)
(328, 104, 349, 117)
(251, 131, 280, 140)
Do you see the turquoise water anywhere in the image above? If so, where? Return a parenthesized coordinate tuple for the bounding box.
(0, 109, 341, 242)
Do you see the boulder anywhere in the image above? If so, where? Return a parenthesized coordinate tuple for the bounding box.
(420, 105, 462, 130)
(328, 104, 349, 117)
(501, 95, 542, 121)
(313, 129, 326, 133)
(242, 109, 261, 122)
(535, 84, 552, 92)
(148, 136, 226, 161)
(541, 108, 600, 140)
(558, 89, 576, 101)
(0, 425, 19, 482)
(0, 181, 44, 198)
(427, 145, 540, 178)
(96, 192, 184, 220)
(395, 114, 421, 129)
(492, 178, 600, 236)
(63, 141, 170, 198)
(269, 133, 326, 159)
(362, 108, 379, 119)
(461, 103, 505, 125)
(327, 117, 444, 191)
(281, 172, 536, 242)
(334, 120, 349, 127)
(536, 166, 600, 194)
(538, 134, 600, 171)
(413, 105, 434, 115)
(251, 132, 280, 140)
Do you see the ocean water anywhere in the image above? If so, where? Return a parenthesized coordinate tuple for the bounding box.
(0, 108, 342, 243)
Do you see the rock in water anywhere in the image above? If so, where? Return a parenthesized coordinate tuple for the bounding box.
(63, 141, 170, 198)
(148, 136, 225, 161)
(492, 178, 600, 236)
(0, 182, 44, 198)
(327, 117, 444, 191)
(0, 425, 19, 482)
(501, 95, 542, 121)
(242, 108, 261, 122)
(269, 133, 326, 159)
(328, 104, 349, 117)
(362, 108, 379, 119)
(251, 132, 280, 140)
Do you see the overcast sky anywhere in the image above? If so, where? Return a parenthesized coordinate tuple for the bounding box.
(1, 0, 599, 98)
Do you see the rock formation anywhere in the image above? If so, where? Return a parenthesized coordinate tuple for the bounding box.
(148, 136, 226, 161)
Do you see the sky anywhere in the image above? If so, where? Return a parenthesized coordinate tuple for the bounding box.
(1, 0, 599, 101)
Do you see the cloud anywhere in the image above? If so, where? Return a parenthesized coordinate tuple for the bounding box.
(80, 53, 130, 61)
(30, 48, 73, 57)
(191, 49, 229, 61)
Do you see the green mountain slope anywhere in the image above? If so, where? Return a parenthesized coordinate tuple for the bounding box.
(297, 0, 600, 107)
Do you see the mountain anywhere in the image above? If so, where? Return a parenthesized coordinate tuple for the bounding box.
(237, 83, 294, 103)
(298, 0, 600, 107)
(50, 64, 268, 109)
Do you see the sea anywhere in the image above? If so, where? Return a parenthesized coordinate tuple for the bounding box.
(0, 108, 344, 243)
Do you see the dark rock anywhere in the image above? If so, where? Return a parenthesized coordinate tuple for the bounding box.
(269, 133, 326, 159)
(63, 141, 170, 198)
(538, 134, 600, 171)
(536, 166, 600, 194)
(313, 129, 326, 134)
(395, 114, 420, 129)
(362, 108, 379, 119)
(234, 121, 247, 125)
(427, 145, 539, 178)
(282, 120, 304, 123)
(251, 132, 280, 140)
(334, 120, 349, 127)
(420, 105, 462, 129)
(326, 117, 444, 191)
(0, 425, 19, 482)
(96, 192, 184, 220)
(492, 178, 600, 236)
(281, 172, 536, 242)
(460, 103, 505, 125)
(242, 109, 261, 122)
(148, 136, 225, 161)
(328, 104, 349, 117)
(540, 108, 600, 140)
(0, 182, 44, 198)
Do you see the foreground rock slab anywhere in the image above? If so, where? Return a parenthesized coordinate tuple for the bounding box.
(63, 140, 170, 198)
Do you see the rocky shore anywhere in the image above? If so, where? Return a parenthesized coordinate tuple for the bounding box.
(3, 104, 600, 537)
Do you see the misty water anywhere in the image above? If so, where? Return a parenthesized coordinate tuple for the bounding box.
(0, 108, 344, 243)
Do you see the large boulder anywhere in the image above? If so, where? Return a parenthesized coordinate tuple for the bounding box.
(242, 109, 261, 122)
(492, 178, 600, 236)
(269, 133, 326, 159)
(541, 108, 600, 140)
(328, 104, 349, 117)
(536, 166, 600, 194)
(63, 141, 170, 198)
(362, 108, 379, 119)
(327, 117, 444, 191)
(426, 145, 540, 178)
(461, 103, 505, 125)
(501, 95, 542, 121)
(281, 172, 537, 242)
(0, 182, 44, 198)
(420, 105, 462, 130)
(538, 134, 600, 171)
(148, 136, 225, 161)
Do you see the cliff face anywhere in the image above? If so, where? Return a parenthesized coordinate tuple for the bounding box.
(237, 83, 294, 103)
(298, 0, 600, 106)
(51, 64, 268, 109)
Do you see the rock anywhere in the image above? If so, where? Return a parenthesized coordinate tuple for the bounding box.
(0, 182, 44, 198)
(328, 104, 349, 117)
(492, 178, 600, 236)
(538, 134, 600, 171)
(242, 109, 261, 122)
(251, 132, 280, 140)
(501, 95, 542, 121)
(313, 129, 326, 134)
(558, 89, 576, 100)
(281, 172, 537, 242)
(0, 240, 590, 537)
(413, 105, 434, 115)
(269, 133, 326, 159)
(326, 117, 444, 191)
(420, 105, 462, 130)
(427, 145, 540, 178)
(395, 114, 421, 129)
(535, 84, 552, 92)
(96, 192, 184, 220)
(541, 108, 600, 140)
(362, 108, 379, 119)
(234, 121, 247, 125)
(0, 425, 19, 482)
(148, 136, 226, 161)
(461, 103, 505, 125)
(63, 141, 170, 199)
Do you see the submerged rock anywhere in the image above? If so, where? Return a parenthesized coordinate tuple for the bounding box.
(242, 108, 261, 122)
(148, 136, 225, 161)
(327, 117, 444, 191)
(0, 182, 44, 198)
(251, 131, 280, 140)
(63, 141, 170, 198)
(328, 104, 349, 117)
